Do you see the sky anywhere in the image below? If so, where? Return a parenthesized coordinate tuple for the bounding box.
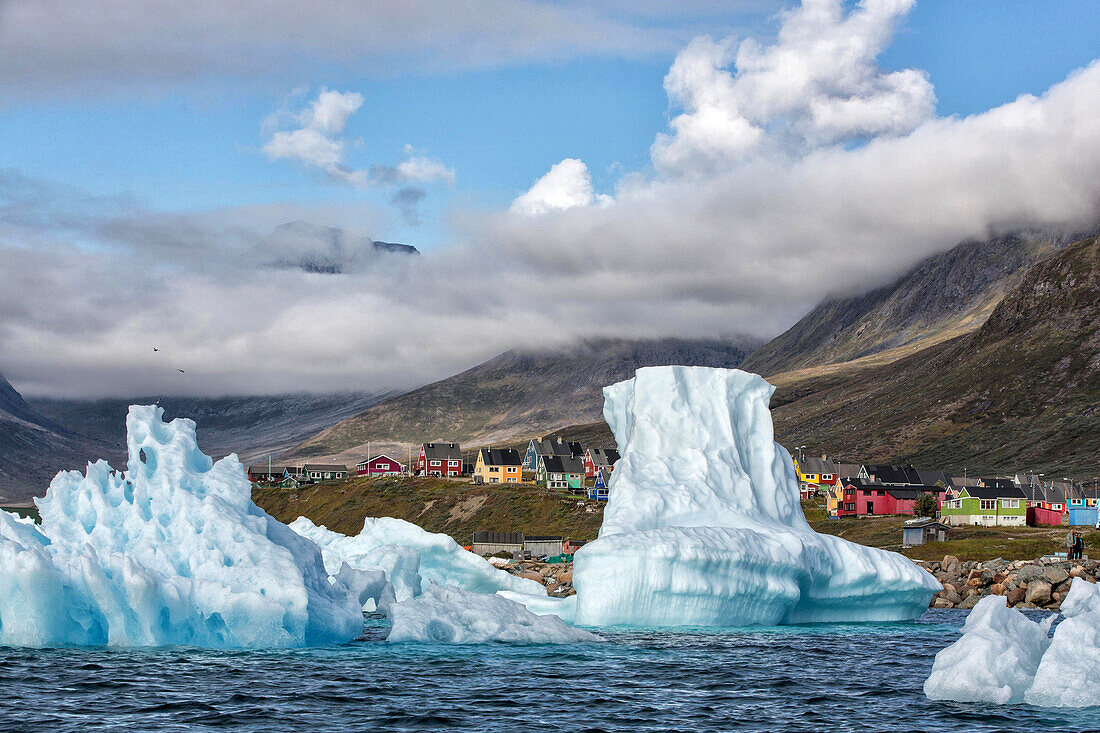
(1, 0, 1099, 397)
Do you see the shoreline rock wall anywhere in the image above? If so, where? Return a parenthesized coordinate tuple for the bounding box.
(921, 555, 1096, 611)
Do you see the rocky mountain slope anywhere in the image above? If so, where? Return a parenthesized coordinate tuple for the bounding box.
(31, 391, 392, 469)
(540, 237, 1099, 477)
(0, 372, 108, 503)
(286, 338, 759, 459)
(768, 235, 1099, 475)
(740, 231, 1071, 376)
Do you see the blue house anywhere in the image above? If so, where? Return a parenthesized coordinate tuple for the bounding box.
(588, 468, 611, 501)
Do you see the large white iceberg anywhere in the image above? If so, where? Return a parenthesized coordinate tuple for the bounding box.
(923, 595, 1053, 704)
(926, 578, 1100, 708)
(571, 366, 940, 627)
(387, 584, 602, 644)
(289, 515, 545, 601)
(0, 406, 363, 648)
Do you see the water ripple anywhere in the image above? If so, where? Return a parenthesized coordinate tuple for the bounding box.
(0, 609, 1092, 732)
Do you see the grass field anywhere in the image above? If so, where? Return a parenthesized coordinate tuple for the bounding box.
(253, 476, 606, 545)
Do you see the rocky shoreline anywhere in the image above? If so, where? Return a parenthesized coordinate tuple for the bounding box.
(503, 561, 576, 596)
(506, 555, 1098, 611)
(919, 555, 1097, 612)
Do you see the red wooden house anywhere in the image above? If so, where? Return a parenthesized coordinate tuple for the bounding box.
(417, 442, 463, 477)
(357, 454, 405, 477)
(835, 478, 945, 517)
(583, 448, 620, 479)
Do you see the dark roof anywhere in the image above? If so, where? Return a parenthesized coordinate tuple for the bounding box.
(963, 484, 1027, 500)
(914, 470, 951, 488)
(472, 531, 523, 545)
(303, 463, 348, 472)
(839, 477, 880, 490)
(835, 463, 862, 479)
(884, 485, 946, 500)
(588, 448, 620, 467)
(949, 476, 980, 490)
(543, 454, 585, 474)
(531, 437, 584, 458)
(422, 442, 462, 460)
(981, 477, 1019, 492)
(479, 448, 523, 466)
(799, 457, 838, 475)
(524, 535, 563, 542)
(863, 464, 920, 485)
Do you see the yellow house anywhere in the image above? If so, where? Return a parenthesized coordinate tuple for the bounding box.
(474, 448, 524, 484)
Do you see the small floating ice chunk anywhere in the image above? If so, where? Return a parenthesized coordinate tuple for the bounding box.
(924, 595, 1053, 704)
(289, 515, 545, 600)
(0, 405, 363, 649)
(387, 584, 602, 644)
(1025, 578, 1100, 708)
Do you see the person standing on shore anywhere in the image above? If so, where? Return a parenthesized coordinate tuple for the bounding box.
(1067, 529, 1076, 559)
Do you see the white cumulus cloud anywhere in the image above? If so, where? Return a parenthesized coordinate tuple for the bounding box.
(510, 158, 612, 216)
(652, 0, 935, 177)
(263, 89, 368, 186)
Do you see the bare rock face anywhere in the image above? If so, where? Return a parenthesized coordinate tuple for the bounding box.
(1025, 581, 1053, 606)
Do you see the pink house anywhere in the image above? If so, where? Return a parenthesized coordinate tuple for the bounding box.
(836, 479, 945, 517)
(356, 454, 405, 477)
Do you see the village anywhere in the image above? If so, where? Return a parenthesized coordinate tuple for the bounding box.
(249, 438, 1100, 563)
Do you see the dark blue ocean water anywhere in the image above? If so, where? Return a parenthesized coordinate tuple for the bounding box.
(0, 610, 1092, 733)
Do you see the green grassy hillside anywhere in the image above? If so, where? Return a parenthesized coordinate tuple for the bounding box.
(253, 476, 605, 544)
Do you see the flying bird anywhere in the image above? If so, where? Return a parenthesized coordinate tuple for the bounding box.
(153, 347, 159, 352)
(177, 369, 185, 373)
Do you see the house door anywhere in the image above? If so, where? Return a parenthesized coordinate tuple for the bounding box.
(866, 502, 874, 515)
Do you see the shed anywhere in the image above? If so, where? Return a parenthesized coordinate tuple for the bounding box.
(901, 519, 949, 546)
(524, 535, 564, 558)
(471, 531, 524, 557)
(1068, 507, 1099, 527)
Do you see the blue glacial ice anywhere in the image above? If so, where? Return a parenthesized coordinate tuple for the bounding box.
(925, 578, 1100, 708)
(289, 516, 546, 601)
(0, 405, 364, 649)
(569, 366, 941, 627)
(387, 583, 602, 644)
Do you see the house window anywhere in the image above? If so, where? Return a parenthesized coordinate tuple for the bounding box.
(489, 478, 498, 484)
(489, 466, 500, 472)
(1003, 499, 1018, 508)
(430, 460, 441, 467)
(449, 460, 460, 466)
(822, 474, 833, 480)
(844, 503, 856, 512)
(980, 499, 996, 510)
(506, 478, 517, 483)
(1054, 504, 1064, 511)
(876, 490, 886, 496)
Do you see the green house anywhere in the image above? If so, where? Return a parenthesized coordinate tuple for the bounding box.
(941, 481, 1027, 527)
(537, 455, 586, 491)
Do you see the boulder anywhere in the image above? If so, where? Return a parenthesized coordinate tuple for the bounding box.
(1017, 565, 1047, 583)
(989, 583, 1005, 596)
(1025, 580, 1052, 606)
(957, 594, 982, 609)
(943, 589, 962, 605)
(1006, 587, 1026, 606)
(942, 555, 960, 573)
(932, 597, 955, 609)
(1043, 566, 1070, 585)
(966, 577, 983, 589)
(992, 572, 1008, 585)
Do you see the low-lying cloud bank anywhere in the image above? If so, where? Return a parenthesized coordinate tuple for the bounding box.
(2, 0, 1099, 397)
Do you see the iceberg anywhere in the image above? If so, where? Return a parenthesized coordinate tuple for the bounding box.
(923, 595, 1053, 704)
(289, 515, 545, 601)
(1025, 578, 1100, 707)
(571, 366, 940, 627)
(387, 584, 602, 644)
(925, 578, 1100, 708)
(0, 405, 363, 649)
